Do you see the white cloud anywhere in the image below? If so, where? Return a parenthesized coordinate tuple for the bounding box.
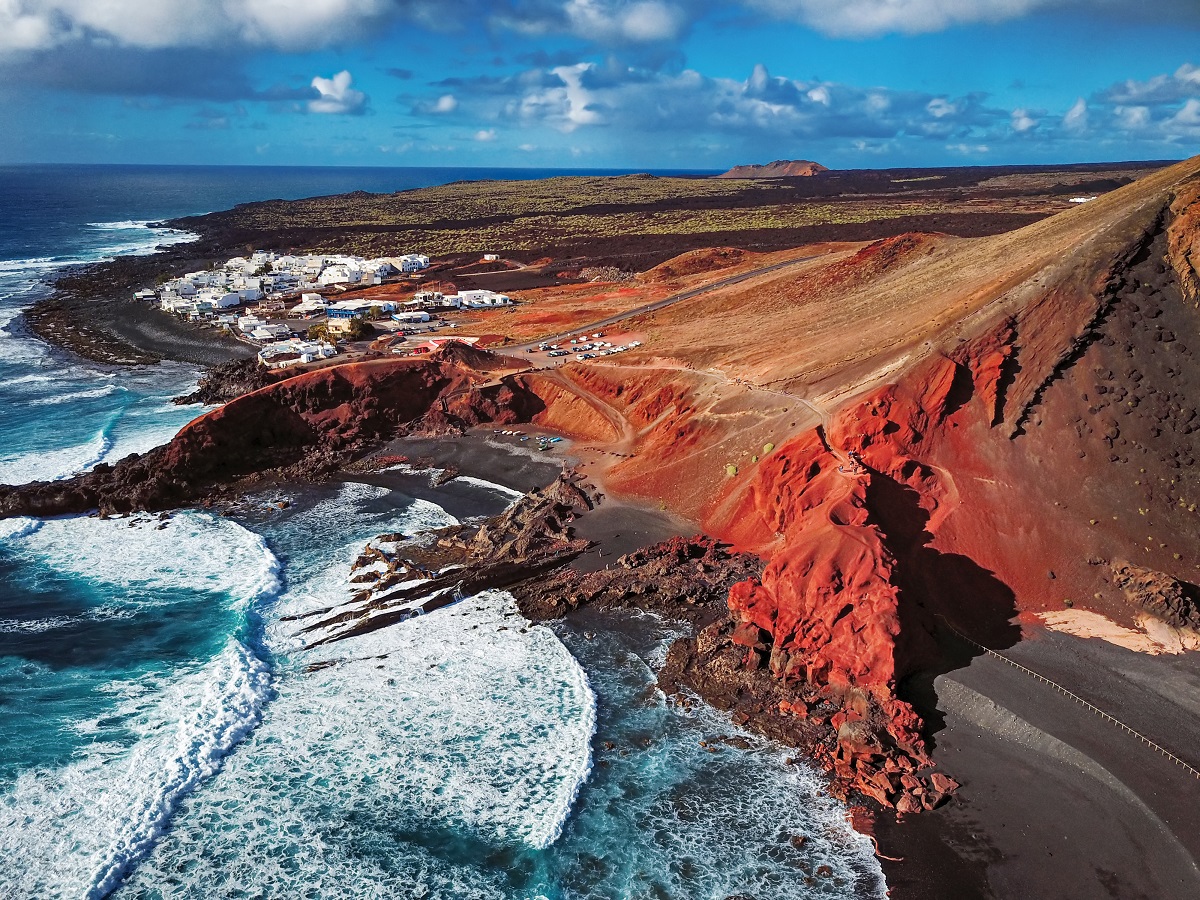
(433, 94, 458, 113)
(309, 70, 367, 114)
(474, 128, 497, 141)
(0, 0, 401, 55)
(1113, 105, 1151, 130)
(926, 97, 957, 118)
(1100, 62, 1200, 105)
(744, 0, 1053, 37)
(1164, 97, 1200, 137)
(1011, 107, 1038, 132)
(946, 142, 990, 154)
(1062, 96, 1088, 132)
(506, 62, 603, 132)
(496, 0, 688, 43)
(743, 0, 1200, 37)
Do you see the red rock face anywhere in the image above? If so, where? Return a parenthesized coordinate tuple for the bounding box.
(688, 169, 1200, 811)
(0, 349, 543, 518)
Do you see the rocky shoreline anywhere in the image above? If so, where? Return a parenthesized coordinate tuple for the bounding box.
(24, 241, 255, 367)
(293, 460, 961, 819)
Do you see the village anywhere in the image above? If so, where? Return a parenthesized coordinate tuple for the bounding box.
(135, 247, 652, 371)
(134, 249, 527, 369)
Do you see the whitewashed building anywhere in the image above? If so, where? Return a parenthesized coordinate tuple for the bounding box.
(258, 338, 338, 369)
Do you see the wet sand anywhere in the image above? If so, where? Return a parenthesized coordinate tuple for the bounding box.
(368, 429, 695, 562)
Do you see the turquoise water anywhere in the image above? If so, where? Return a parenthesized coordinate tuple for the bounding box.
(0, 166, 884, 899)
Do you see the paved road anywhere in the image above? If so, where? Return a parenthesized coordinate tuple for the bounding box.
(510, 255, 818, 355)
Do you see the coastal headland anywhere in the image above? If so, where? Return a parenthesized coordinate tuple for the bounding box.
(8, 156, 1200, 898)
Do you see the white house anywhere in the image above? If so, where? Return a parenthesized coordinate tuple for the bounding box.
(290, 293, 328, 316)
(258, 338, 338, 369)
(327, 298, 397, 317)
(249, 323, 291, 341)
(197, 290, 241, 309)
(238, 315, 266, 333)
(398, 253, 430, 273)
(448, 289, 513, 308)
(318, 264, 363, 286)
(392, 310, 431, 324)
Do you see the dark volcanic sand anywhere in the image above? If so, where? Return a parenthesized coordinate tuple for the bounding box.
(367, 430, 694, 565)
(877, 630, 1200, 899)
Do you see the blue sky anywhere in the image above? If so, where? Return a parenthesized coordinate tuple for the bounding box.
(1, 1, 1198, 169)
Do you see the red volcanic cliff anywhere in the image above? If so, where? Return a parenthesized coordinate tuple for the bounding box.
(0, 346, 540, 517)
(665, 159, 1200, 809)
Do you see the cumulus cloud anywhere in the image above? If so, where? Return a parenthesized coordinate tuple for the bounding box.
(1098, 63, 1200, 106)
(1087, 63, 1200, 141)
(744, 0, 1053, 37)
(427, 58, 1009, 147)
(742, 0, 1200, 38)
(474, 128, 497, 141)
(0, 0, 412, 55)
(1011, 107, 1038, 132)
(1062, 97, 1088, 132)
(0, 0, 692, 60)
(309, 70, 368, 114)
(495, 0, 689, 43)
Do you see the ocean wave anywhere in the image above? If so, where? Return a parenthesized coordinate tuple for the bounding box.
(118, 590, 596, 899)
(0, 256, 60, 275)
(26, 384, 122, 406)
(0, 639, 274, 900)
(3, 511, 282, 611)
(85, 219, 161, 230)
(0, 604, 134, 634)
(449, 475, 526, 501)
(0, 428, 112, 485)
(0, 516, 42, 541)
(0, 511, 283, 899)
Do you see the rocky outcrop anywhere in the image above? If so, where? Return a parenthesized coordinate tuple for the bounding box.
(1168, 173, 1200, 303)
(515, 534, 761, 625)
(173, 357, 280, 405)
(296, 473, 599, 646)
(1111, 561, 1200, 631)
(718, 160, 830, 179)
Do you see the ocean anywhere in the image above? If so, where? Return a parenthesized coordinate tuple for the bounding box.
(0, 164, 885, 899)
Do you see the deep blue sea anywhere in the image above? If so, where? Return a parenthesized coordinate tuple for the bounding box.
(0, 165, 884, 899)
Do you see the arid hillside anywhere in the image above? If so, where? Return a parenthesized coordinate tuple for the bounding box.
(6, 157, 1200, 894)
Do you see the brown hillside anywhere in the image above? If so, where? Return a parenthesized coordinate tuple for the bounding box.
(718, 159, 831, 178)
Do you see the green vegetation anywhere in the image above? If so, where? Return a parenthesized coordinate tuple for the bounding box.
(175, 163, 1160, 262)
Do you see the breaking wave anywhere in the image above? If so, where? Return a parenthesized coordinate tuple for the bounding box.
(0, 512, 282, 899)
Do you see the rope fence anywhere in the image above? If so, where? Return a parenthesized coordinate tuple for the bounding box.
(936, 615, 1200, 780)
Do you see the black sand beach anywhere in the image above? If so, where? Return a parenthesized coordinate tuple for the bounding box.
(876, 630, 1200, 899)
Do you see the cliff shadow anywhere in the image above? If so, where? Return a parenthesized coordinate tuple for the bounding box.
(864, 466, 1020, 748)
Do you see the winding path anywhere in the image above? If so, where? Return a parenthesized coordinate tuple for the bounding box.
(511, 255, 818, 354)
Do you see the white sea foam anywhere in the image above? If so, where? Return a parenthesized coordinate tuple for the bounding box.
(0, 429, 112, 484)
(0, 511, 281, 900)
(450, 475, 525, 501)
(0, 605, 133, 634)
(0, 640, 273, 900)
(0, 256, 59, 274)
(86, 220, 161, 230)
(0, 516, 42, 541)
(3, 511, 281, 609)
(119, 590, 596, 899)
(26, 384, 122, 406)
(288, 584, 596, 851)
